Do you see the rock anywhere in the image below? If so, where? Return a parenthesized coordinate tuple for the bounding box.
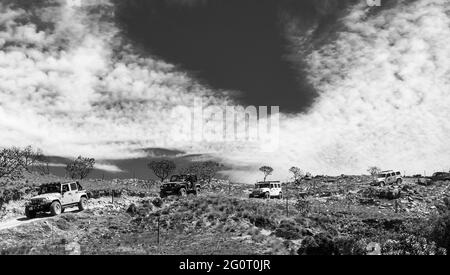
(152, 197, 163, 208)
(366, 242, 381, 255)
(65, 241, 81, 255)
(126, 204, 138, 215)
(379, 188, 401, 200)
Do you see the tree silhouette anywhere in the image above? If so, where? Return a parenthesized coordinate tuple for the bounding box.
(148, 159, 176, 182)
(259, 166, 273, 181)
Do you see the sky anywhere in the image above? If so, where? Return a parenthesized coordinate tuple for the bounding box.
(0, 0, 449, 182)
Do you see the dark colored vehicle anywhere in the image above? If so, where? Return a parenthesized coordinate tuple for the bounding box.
(431, 172, 450, 181)
(160, 174, 201, 198)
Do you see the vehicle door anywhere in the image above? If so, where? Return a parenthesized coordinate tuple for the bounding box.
(69, 182, 79, 204)
(60, 183, 72, 206)
(269, 183, 275, 196)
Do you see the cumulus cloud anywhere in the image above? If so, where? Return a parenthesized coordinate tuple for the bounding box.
(0, 0, 231, 160)
(229, 0, 450, 181)
(1, 0, 449, 182)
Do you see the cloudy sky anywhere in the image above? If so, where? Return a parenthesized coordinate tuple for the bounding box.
(0, 0, 449, 181)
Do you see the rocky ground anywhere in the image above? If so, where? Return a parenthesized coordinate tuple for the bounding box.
(0, 174, 450, 255)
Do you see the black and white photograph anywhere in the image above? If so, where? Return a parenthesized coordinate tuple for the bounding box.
(0, 0, 450, 260)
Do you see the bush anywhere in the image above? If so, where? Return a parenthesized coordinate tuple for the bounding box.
(381, 234, 445, 255)
(294, 199, 311, 215)
(431, 211, 450, 254)
(298, 233, 339, 255)
(333, 236, 367, 255)
(274, 219, 303, 240)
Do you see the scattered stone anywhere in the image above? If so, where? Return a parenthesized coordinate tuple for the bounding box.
(126, 204, 138, 215)
(152, 197, 163, 208)
(366, 242, 381, 255)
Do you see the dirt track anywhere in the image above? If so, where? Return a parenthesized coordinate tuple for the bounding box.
(0, 207, 83, 231)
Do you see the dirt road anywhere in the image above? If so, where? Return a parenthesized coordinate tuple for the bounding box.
(0, 208, 81, 231)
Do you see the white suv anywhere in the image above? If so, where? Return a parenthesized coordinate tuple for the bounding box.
(25, 181, 88, 218)
(374, 170, 403, 186)
(249, 181, 282, 199)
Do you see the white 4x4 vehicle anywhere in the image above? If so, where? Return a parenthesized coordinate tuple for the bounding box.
(375, 170, 403, 186)
(25, 181, 88, 219)
(249, 181, 282, 199)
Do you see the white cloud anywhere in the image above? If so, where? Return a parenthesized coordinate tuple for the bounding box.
(236, 0, 450, 181)
(0, 0, 231, 160)
(1, 0, 449, 183)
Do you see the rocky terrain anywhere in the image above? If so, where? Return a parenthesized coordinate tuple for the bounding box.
(1, 173, 450, 255)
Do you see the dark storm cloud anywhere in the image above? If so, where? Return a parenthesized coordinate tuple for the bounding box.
(111, 0, 363, 113)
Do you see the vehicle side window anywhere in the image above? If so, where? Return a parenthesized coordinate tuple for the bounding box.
(270, 184, 274, 188)
(70, 183, 77, 191)
(396, 172, 400, 175)
(62, 184, 69, 193)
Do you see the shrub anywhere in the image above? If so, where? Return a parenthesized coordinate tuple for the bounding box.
(431, 211, 450, 254)
(298, 233, 339, 255)
(274, 219, 303, 240)
(65, 156, 95, 179)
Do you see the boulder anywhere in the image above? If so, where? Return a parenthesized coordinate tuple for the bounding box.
(152, 197, 163, 208)
(126, 204, 138, 215)
(366, 242, 381, 255)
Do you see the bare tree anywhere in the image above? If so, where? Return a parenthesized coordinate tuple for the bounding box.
(0, 147, 24, 180)
(65, 156, 95, 179)
(183, 161, 221, 183)
(35, 154, 51, 175)
(19, 145, 43, 172)
(259, 166, 273, 182)
(148, 159, 176, 182)
(289, 166, 304, 184)
(367, 166, 382, 177)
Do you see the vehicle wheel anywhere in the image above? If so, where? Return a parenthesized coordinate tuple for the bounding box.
(195, 187, 201, 196)
(265, 192, 270, 199)
(396, 178, 403, 184)
(278, 192, 283, 199)
(78, 197, 87, 211)
(25, 208, 36, 219)
(50, 201, 62, 216)
(179, 188, 187, 197)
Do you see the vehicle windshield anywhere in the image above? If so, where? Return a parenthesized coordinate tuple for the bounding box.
(377, 174, 386, 178)
(38, 184, 60, 194)
(170, 175, 185, 182)
(256, 183, 270, 188)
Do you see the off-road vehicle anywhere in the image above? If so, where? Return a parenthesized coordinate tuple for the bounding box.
(431, 172, 450, 182)
(25, 181, 88, 219)
(374, 170, 403, 186)
(160, 174, 201, 198)
(249, 181, 282, 199)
